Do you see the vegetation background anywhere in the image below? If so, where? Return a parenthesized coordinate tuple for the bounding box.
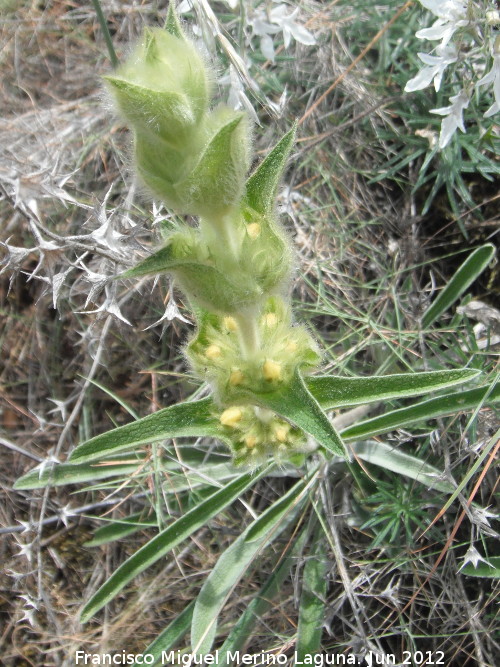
(1, 1, 498, 665)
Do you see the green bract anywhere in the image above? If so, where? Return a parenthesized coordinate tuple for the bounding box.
(105, 25, 250, 218)
(105, 28, 209, 145)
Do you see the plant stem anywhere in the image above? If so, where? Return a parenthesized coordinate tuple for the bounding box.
(201, 211, 242, 263)
(234, 310, 260, 359)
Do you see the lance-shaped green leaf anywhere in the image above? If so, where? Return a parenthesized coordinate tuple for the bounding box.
(218, 529, 308, 661)
(84, 512, 157, 547)
(460, 557, 500, 579)
(164, 1, 184, 40)
(296, 533, 328, 659)
(134, 601, 194, 666)
(253, 370, 346, 458)
(341, 381, 500, 442)
(307, 368, 480, 410)
(69, 398, 221, 464)
(119, 242, 187, 279)
(80, 470, 266, 623)
(244, 123, 297, 214)
(13, 455, 146, 490)
(351, 440, 455, 493)
(191, 472, 314, 653)
(422, 244, 495, 328)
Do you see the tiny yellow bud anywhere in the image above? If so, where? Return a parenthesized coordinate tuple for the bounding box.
(274, 424, 290, 443)
(205, 344, 222, 359)
(245, 435, 257, 449)
(229, 369, 245, 386)
(263, 359, 282, 381)
(223, 316, 238, 332)
(262, 312, 278, 328)
(246, 223, 261, 239)
(220, 406, 243, 428)
(286, 340, 298, 352)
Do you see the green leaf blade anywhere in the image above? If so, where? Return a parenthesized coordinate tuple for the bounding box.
(296, 536, 328, 659)
(80, 470, 265, 623)
(13, 456, 145, 490)
(69, 398, 220, 464)
(191, 473, 313, 653)
(460, 557, 500, 578)
(255, 371, 346, 458)
(164, 2, 185, 40)
(244, 124, 296, 214)
(307, 369, 480, 410)
(133, 601, 194, 666)
(84, 512, 157, 547)
(218, 529, 308, 661)
(119, 244, 179, 279)
(421, 244, 495, 328)
(352, 440, 455, 493)
(341, 382, 500, 442)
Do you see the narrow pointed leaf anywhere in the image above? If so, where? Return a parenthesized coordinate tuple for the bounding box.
(164, 2, 185, 39)
(460, 558, 500, 578)
(244, 124, 296, 214)
(69, 398, 220, 464)
(191, 473, 314, 653)
(352, 440, 455, 493)
(118, 243, 179, 279)
(296, 535, 328, 658)
(255, 371, 346, 457)
(84, 512, 157, 547)
(80, 470, 265, 623)
(104, 77, 193, 134)
(13, 456, 146, 490)
(307, 369, 480, 409)
(134, 601, 194, 666)
(218, 529, 308, 661)
(422, 244, 495, 328)
(341, 382, 500, 442)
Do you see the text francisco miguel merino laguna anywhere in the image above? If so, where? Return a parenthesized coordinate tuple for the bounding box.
(74, 650, 363, 665)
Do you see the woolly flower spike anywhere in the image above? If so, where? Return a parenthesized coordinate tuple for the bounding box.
(430, 89, 470, 148)
(109, 6, 339, 467)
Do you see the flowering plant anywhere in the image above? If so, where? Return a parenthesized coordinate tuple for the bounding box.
(13, 2, 497, 656)
(405, 0, 500, 148)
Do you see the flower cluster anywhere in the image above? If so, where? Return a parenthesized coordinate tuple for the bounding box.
(405, 1, 500, 148)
